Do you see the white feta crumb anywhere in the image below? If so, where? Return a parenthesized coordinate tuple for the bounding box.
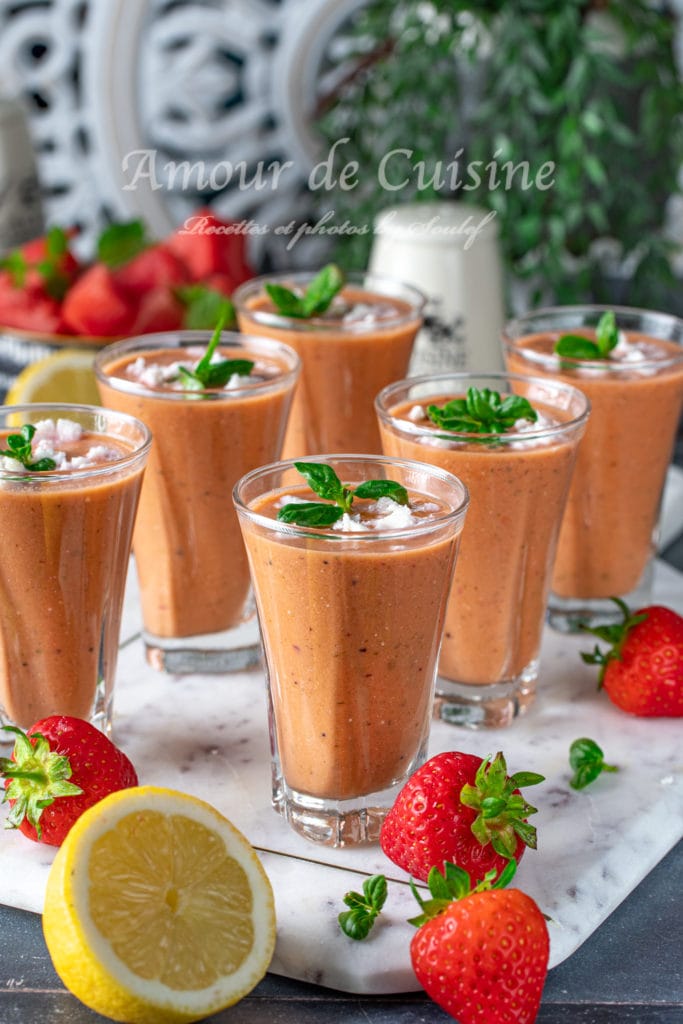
(56, 419, 82, 442)
(331, 512, 371, 533)
(407, 404, 426, 422)
(370, 496, 419, 529)
(1, 456, 23, 473)
(33, 418, 57, 441)
(274, 494, 312, 507)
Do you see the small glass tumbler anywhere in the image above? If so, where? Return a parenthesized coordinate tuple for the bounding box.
(0, 403, 150, 735)
(96, 331, 300, 674)
(234, 454, 469, 846)
(377, 373, 590, 728)
(503, 306, 683, 633)
(233, 271, 425, 458)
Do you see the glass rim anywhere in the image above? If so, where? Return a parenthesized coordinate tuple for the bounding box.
(0, 402, 152, 481)
(502, 303, 683, 372)
(232, 270, 426, 333)
(93, 329, 301, 401)
(233, 452, 470, 543)
(376, 370, 591, 444)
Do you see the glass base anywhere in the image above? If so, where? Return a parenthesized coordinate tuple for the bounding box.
(547, 562, 655, 634)
(270, 733, 429, 847)
(143, 617, 262, 674)
(434, 660, 539, 729)
(0, 684, 113, 740)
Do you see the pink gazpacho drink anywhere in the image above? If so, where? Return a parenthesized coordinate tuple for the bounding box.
(0, 406, 150, 733)
(234, 455, 468, 846)
(503, 306, 683, 632)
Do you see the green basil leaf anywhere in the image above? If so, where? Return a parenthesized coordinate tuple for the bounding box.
(293, 462, 345, 503)
(276, 502, 344, 526)
(554, 335, 603, 360)
(96, 220, 148, 268)
(596, 310, 619, 356)
(301, 263, 344, 316)
(354, 479, 409, 505)
(264, 283, 306, 318)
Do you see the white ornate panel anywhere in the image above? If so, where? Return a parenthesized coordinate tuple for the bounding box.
(0, 0, 365, 266)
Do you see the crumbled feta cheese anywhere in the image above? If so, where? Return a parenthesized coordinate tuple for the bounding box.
(331, 512, 371, 533)
(370, 497, 419, 529)
(407, 404, 426, 422)
(56, 419, 82, 442)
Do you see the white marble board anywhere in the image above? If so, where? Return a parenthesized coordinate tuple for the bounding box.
(0, 560, 682, 995)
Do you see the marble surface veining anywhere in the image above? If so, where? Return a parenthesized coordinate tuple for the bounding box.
(0, 560, 681, 995)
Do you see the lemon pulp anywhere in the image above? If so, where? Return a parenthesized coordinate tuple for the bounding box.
(43, 786, 276, 1024)
(6, 348, 99, 404)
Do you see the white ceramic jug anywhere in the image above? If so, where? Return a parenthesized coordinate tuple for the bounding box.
(369, 200, 506, 375)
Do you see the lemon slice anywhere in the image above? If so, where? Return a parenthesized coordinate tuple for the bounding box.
(42, 786, 276, 1024)
(5, 348, 99, 404)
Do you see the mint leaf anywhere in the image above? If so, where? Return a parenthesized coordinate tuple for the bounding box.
(97, 220, 148, 268)
(277, 502, 343, 526)
(353, 479, 409, 505)
(338, 874, 387, 940)
(275, 461, 410, 526)
(569, 738, 618, 790)
(302, 264, 344, 316)
(178, 284, 235, 331)
(0, 250, 27, 287)
(555, 310, 619, 361)
(427, 387, 537, 435)
(265, 264, 344, 319)
(293, 461, 348, 506)
(596, 311, 619, 356)
(177, 315, 253, 391)
(0, 424, 56, 472)
(555, 335, 602, 360)
(264, 283, 307, 318)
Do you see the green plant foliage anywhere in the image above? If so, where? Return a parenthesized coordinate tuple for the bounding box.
(314, 0, 683, 309)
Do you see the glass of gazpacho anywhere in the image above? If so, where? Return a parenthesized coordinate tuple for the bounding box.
(234, 454, 469, 846)
(95, 329, 300, 673)
(0, 404, 150, 734)
(503, 306, 683, 632)
(377, 373, 590, 728)
(233, 266, 424, 458)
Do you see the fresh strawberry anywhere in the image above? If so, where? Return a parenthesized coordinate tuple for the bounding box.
(114, 244, 188, 297)
(410, 862, 549, 1024)
(61, 263, 138, 337)
(581, 598, 683, 717)
(380, 751, 544, 883)
(165, 207, 254, 285)
(1, 715, 138, 846)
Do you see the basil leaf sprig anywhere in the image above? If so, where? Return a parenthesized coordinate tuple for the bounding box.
(277, 461, 409, 527)
(0, 424, 56, 472)
(427, 386, 538, 436)
(338, 874, 388, 941)
(554, 310, 619, 361)
(265, 264, 344, 319)
(568, 737, 618, 791)
(176, 315, 253, 391)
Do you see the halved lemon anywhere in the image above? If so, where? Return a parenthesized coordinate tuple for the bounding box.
(5, 348, 99, 405)
(42, 786, 276, 1024)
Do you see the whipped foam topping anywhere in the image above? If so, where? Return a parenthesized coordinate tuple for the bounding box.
(1, 418, 121, 473)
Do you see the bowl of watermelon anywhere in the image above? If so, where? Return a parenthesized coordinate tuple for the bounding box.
(0, 209, 254, 399)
